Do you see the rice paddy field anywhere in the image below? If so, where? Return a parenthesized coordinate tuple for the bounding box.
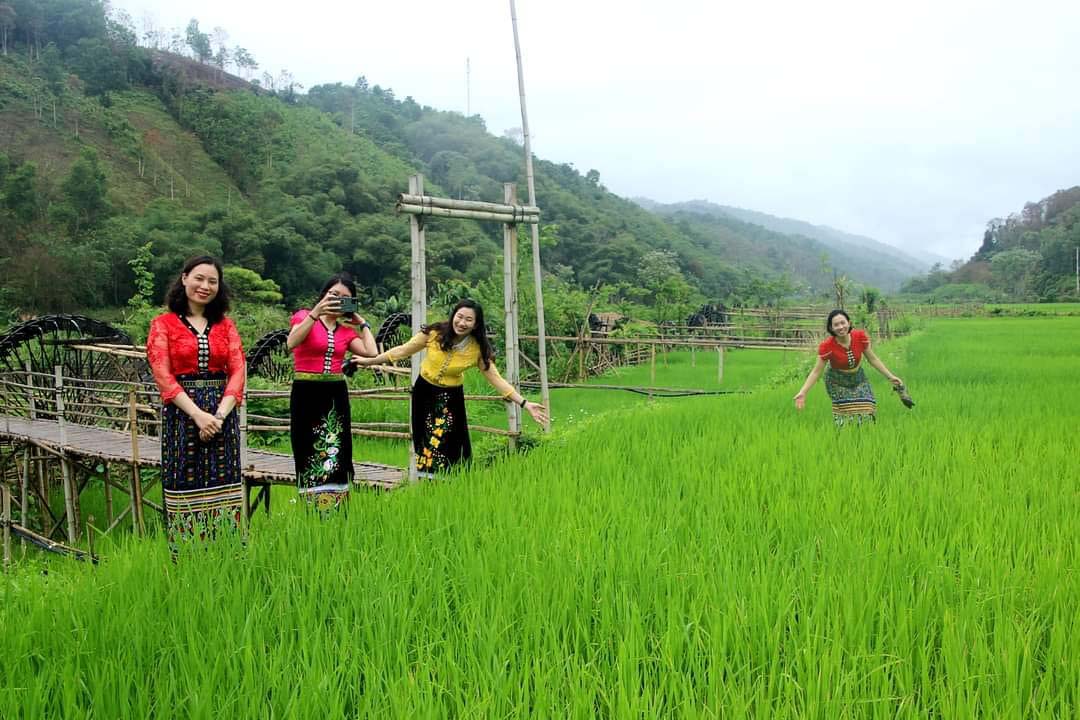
(1, 316, 1078, 717)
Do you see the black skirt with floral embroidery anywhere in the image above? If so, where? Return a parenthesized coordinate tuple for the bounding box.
(411, 375, 471, 474)
(291, 377, 353, 509)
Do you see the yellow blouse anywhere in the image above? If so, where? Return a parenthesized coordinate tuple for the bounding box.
(386, 331, 515, 396)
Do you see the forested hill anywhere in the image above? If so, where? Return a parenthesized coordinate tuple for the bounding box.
(900, 186, 1080, 302)
(0, 0, 920, 318)
(636, 198, 933, 291)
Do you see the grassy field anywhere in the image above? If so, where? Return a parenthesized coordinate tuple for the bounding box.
(1, 317, 1078, 717)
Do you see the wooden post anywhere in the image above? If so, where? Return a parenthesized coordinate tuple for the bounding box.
(25, 359, 35, 420)
(128, 390, 145, 536)
(2, 484, 11, 571)
(54, 366, 66, 446)
(691, 345, 696, 367)
(408, 174, 427, 482)
(503, 183, 522, 449)
(717, 346, 725, 384)
(650, 344, 657, 388)
(103, 463, 113, 526)
(20, 448, 30, 538)
(37, 460, 50, 538)
(509, 0, 551, 431)
(60, 460, 77, 543)
(239, 368, 250, 534)
(54, 366, 77, 543)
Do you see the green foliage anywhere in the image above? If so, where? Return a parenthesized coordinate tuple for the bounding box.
(126, 241, 154, 309)
(224, 265, 283, 304)
(60, 146, 109, 232)
(918, 186, 1080, 302)
(3, 320, 1079, 716)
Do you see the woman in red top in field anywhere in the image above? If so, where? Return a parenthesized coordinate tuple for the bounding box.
(146, 256, 246, 554)
(793, 309, 902, 426)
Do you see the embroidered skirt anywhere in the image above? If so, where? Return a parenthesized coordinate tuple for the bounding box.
(411, 376, 471, 474)
(291, 375, 353, 509)
(161, 374, 243, 554)
(824, 366, 876, 426)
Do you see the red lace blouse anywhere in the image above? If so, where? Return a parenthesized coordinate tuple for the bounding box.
(146, 312, 246, 404)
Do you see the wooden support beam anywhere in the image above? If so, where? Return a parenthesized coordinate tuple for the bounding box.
(128, 390, 145, 536)
(408, 174, 426, 483)
(503, 182, 521, 450)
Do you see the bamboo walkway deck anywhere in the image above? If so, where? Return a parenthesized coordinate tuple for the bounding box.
(0, 415, 405, 490)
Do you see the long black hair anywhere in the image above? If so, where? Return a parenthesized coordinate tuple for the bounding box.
(317, 272, 358, 301)
(825, 309, 852, 337)
(424, 298, 495, 370)
(165, 255, 230, 323)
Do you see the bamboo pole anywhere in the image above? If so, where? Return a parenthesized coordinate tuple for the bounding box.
(37, 459, 50, 538)
(398, 193, 540, 216)
(239, 368, 250, 534)
(396, 203, 539, 224)
(60, 460, 76, 543)
(127, 390, 145, 536)
(408, 174, 426, 483)
(503, 183, 521, 450)
(103, 463, 113, 526)
(718, 346, 725, 384)
(20, 448, 30, 539)
(509, 0, 552, 431)
(26, 360, 35, 420)
(649, 344, 656, 399)
(54, 366, 66, 445)
(520, 334, 805, 350)
(2, 484, 11, 570)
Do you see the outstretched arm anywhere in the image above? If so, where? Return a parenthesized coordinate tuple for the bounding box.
(794, 357, 828, 410)
(479, 362, 550, 426)
(863, 348, 902, 386)
(353, 332, 429, 367)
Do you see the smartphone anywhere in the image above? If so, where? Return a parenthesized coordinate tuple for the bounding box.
(338, 297, 357, 314)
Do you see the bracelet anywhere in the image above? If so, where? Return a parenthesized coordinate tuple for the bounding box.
(518, 396, 527, 408)
(359, 321, 371, 331)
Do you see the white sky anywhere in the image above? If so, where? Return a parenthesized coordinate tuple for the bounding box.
(112, 0, 1080, 262)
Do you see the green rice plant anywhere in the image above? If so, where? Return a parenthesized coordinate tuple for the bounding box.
(1, 317, 1077, 717)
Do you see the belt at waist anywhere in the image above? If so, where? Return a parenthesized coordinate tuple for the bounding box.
(294, 372, 345, 382)
(178, 372, 226, 388)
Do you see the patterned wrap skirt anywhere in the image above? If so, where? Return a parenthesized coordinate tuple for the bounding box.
(824, 366, 876, 426)
(291, 375, 353, 510)
(161, 373, 243, 553)
(411, 376, 471, 474)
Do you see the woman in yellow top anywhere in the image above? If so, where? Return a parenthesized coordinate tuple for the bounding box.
(353, 299, 548, 474)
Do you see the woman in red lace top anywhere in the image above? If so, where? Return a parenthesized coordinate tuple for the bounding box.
(793, 309, 902, 426)
(146, 256, 246, 554)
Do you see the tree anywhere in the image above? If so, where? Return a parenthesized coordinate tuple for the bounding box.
(233, 47, 257, 79)
(185, 19, 211, 63)
(224, 266, 283, 304)
(0, 3, 14, 56)
(990, 248, 1041, 299)
(61, 148, 109, 234)
(1, 160, 39, 227)
(127, 242, 155, 309)
(67, 37, 127, 95)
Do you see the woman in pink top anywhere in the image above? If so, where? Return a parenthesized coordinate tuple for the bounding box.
(286, 273, 377, 509)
